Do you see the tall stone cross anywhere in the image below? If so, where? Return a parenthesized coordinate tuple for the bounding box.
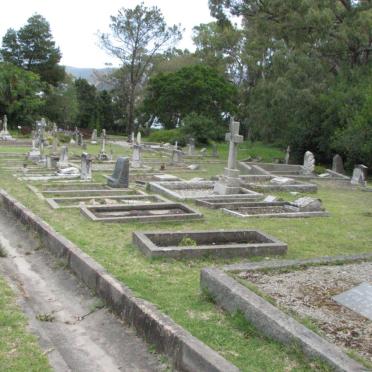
(225, 118, 243, 170)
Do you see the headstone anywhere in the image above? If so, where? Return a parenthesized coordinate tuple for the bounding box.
(107, 157, 129, 188)
(284, 146, 290, 165)
(356, 164, 368, 181)
(136, 132, 141, 145)
(214, 117, 243, 195)
(97, 129, 109, 160)
(74, 127, 79, 143)
(264, 195, 279, 203)
(332, 154, 345, 174)
(81, 152, 92, 180)
(91, 129, 98, 144)
(303, 151, 315, 174)
(212, 143, 218, 158)
(351, 166, 367, 187)
(187, 138, 195, 156)
(132, 144, 142, 168)
(333, 282, 372, 321)
(58, 146, 69, 168)
(28, 131, 41, 160)
(131, 132, 135, 143)
(291, 197, 322, 212)
(51, 123, 58, 155)
(78, 132, 84, 146)
(174, 141, 178, 150)
(37, 118, 47, 159)
(0, 115, 13, 140)
(171, 149, 184, 164)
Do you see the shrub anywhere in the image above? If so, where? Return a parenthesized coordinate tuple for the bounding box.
(147, 128, 186, 146)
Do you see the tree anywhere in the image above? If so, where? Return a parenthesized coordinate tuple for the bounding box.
(99, 3, 182, 134)
(74, 78, 99, 129)
(0, 62, 43, 126)
(142, 64, 237, 129)
(42, 75, 78, 128)
(1, 14, 65, 86)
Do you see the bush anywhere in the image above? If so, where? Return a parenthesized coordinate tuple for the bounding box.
(180, 112, 226, 145)
(146, 128, 186, 145)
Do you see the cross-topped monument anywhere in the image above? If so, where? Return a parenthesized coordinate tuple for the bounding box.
(0, 115, 13, 140)
(214, 117, 243, 195)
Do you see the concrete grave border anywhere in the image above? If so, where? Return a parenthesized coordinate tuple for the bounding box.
(200, 254, 372, 372)
(222, 202, 329, 218)
(149, 180, 261, 201)
(46, 194, 170, 209)
(0, 189, 239, 372)
(132, 229, 287, 259)
(194, 195, 264, 209)
(80, 202, 203, 223)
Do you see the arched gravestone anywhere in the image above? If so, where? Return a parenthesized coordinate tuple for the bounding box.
(332, 154, 345, 174)
(107, 157, 129, 188)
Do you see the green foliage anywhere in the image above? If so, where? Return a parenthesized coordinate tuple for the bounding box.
(1, 14, 65, 86)
(0, 62, 43, 126)
(180, 112, 225, 144)
(143, 65, 237, 129)
(146, 128, 184, 144)
(74, 78, 99, 129)
(178, 237, 197, 247)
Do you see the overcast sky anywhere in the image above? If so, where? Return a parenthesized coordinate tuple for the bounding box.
(0, 0, 214, 68)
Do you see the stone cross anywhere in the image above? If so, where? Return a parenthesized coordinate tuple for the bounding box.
(225, 118, 243, 170)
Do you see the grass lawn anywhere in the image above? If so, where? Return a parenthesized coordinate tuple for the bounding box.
(0, 276, 51, 372)
(0, 142, 371, 371)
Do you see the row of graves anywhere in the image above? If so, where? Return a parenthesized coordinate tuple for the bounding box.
(1, 117, 371, 370)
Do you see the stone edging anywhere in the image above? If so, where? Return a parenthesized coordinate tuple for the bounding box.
(0, 189, 239, 372)
(200, 255, 372, 372)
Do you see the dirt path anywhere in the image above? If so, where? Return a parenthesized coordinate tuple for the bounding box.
(0, 209, 165, 372)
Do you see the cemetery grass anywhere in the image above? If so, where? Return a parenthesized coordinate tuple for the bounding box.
(0, 276, 51, 372)
(1, 148, 372, 370)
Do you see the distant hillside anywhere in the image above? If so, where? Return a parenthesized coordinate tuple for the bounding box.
(64, 66, 116, 90)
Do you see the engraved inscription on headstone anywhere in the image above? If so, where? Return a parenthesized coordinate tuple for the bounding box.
(333, 282, 372, 321)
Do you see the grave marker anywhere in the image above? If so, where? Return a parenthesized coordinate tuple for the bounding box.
(332, 154, 345, 174)
(107, 157, 129, 188)
(81, 152, 92, 180)
(303, 151, 315, 174)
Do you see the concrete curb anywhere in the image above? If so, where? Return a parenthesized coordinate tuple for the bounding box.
(200, 255, 372, 372)
(0, 189, 239, 372)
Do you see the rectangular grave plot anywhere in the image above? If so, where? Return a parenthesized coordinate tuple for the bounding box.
(40, 183, 112, 191)
(195, 195, 266, 209)
(80, 203, 203, 223)
(240, 179, 317, 193)
(46, 194, 169, 209)
(149, 181, 260, 201)
(41, 188, 145, 199)
(132, 230, 287, 259)
(223, 203, 329, 218)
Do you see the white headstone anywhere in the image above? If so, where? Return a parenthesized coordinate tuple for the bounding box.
(132, 144, 142, 168)
(136, 132, 141, 145)
(303, 151, 315, 174)
(351, 167, 366, 186)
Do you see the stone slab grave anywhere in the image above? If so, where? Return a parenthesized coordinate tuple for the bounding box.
(80, 202, 203, 223)
(201, 256, 371, 371)
(222, 197, 329, 218)
(28, 183, 144, 200)
(194, 194, 265, 209)
(46, 194, 169, 209)
(149, 180, 261, 201)
(333, 282, 372, 321)
(132, 230, 287, 259)
(133, 173, 181, 188)
(240, 175, 318, 193)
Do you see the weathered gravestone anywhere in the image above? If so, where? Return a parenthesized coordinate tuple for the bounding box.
(284, 146, 290, 165)
(58, 146, 69, 168)
(214, 117, 243, 195)
(81, 152, 92, 180)
(187, 138, 195, 156)
(303, 151, 315, 174)
(332, 154, 345, 174)
(351, 165, 367, 186)
(28, 131, 41, 160)
(0, 115, 13, 140)
(107, 157, 129, 188)
(136, 132, 141, 145)
(171, 149, 184, 164)
(212, 143, 218, 158)
(132, 144, 142, 168)
(51, 123, 58, 155)
(91, 129, 97, 144)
